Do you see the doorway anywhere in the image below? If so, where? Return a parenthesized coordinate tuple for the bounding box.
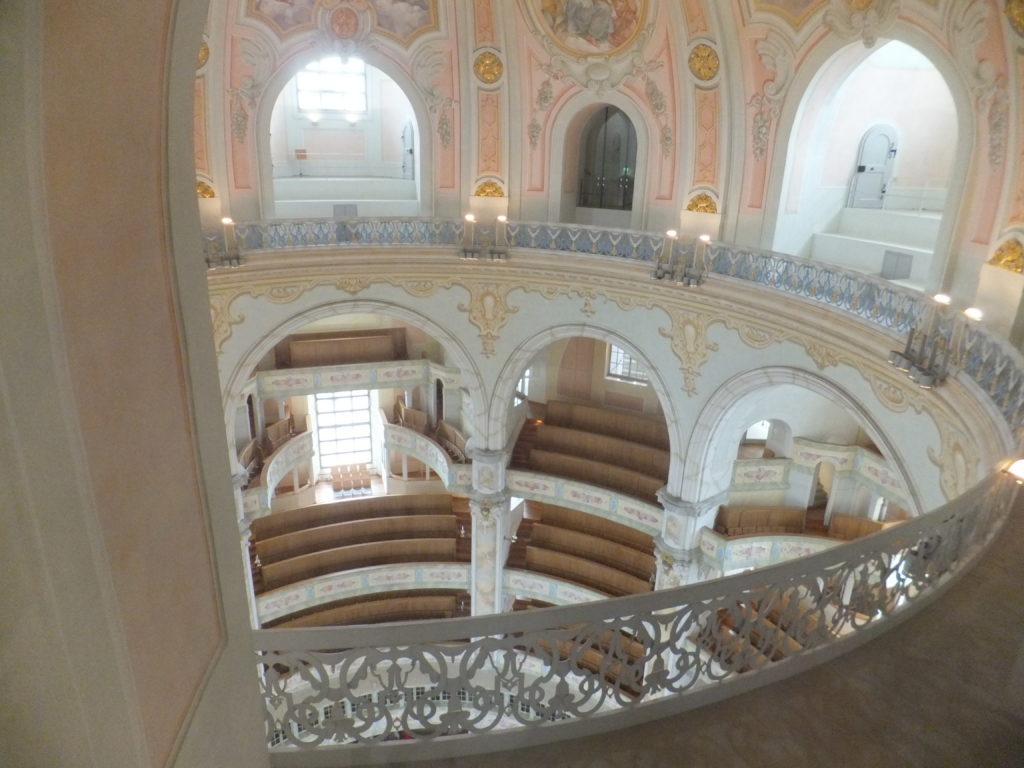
(848, 123, 897, 209)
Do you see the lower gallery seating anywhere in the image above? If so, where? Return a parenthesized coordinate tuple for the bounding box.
(249, 493, 470, 611)
(265, 590, 471, 628)
(508, 501, 655, 598)
(713, 505, 885, 541)
(514, 401, 670, 504)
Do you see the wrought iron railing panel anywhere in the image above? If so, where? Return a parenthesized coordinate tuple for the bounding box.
(255, 473, 1015, 751)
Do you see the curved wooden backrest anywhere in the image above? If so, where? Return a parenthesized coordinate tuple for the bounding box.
(276, 595, 460, 628)
(529, 524, 654, 580)
(532, 502, 654, 552)
(528, 448, 663, 504)
(544, 401, 670, 451)
(524, 546, 652, 597)
(255, 515, 458, 565)
(261, 538, 457, 592)
(251, 493, 453, 541)
(534, 424, 669, 479)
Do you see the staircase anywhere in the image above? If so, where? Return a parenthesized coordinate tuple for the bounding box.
(809, 208, 941, 290)
(452, 497, 473, 561)
(511, 419, 539, 469)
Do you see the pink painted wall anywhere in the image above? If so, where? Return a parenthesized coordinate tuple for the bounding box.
(43, 2, 222, 766)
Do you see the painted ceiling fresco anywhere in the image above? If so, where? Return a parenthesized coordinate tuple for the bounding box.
(526, 0, 647, 56)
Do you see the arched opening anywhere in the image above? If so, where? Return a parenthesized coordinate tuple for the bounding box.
(773, 40, 958, 291)
(266, 54, 421, 218)
(737, 418, 793, 459)
(552, 99, 647, 230)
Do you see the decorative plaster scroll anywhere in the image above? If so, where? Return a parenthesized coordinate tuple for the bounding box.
(928, 419, 977, 501)
(987, 237, 1024, 273)
(952, 1, 1008, 167)
(457, 282, 519, 358)
(412, 46, 455, 148)
(864, 369, 928, 414)
(536, 23, 656, 95)
(721, 317, 838, 370)
(478, 91, 501, 175)
(822, 0, 900, 48)
(748, 31, 793, 160)
(658, 308, 718, 396)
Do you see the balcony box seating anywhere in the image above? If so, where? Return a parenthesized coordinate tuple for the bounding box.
(827, 514, 883, 540)
(714, 505, 806, 536)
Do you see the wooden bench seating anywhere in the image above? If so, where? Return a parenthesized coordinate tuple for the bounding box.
(273, 594, 462, 628)
(250, 494, 453, 541)
(828, 514, 883, 540)
(530, 502, 654, 553)
(529, 524, 655, 580)
(544, 401, 670, 451)
(534, 424, 669, 480)
(394, 400, 429, 433)
(253, 514, 458, 566)
(528, 448, 663, 504)
(260, 538, 458, 592)
(714, 505, 807, 537)
(524, 546, 652, 597)
(287, 332, 400, 368)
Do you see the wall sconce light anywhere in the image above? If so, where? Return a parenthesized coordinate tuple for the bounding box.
(207, 216, 243, 268)
(887, 295, 981, 389)
(653, 231, 709, 286)
(1003, 459, 1024, 484)
(460, 213, 480, 259)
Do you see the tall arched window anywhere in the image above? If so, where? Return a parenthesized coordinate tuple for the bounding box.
(577, 106, 637, 211)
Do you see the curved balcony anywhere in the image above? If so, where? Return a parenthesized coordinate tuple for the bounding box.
(214, 219, 1023, 763)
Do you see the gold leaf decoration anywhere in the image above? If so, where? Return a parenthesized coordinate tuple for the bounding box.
(196, 180, 216, 198)
(659, 308, 718, 396)
(473, 51, 504, 85)
(458, 282, 519, 358)
(474, 180, 505, 197)
(688, 43, 720, 81)
(987, 237, 1024, 273)
(686, 192, 718, 213)
(1008, 0, 1024, 38)
(197, 41, 209, 69)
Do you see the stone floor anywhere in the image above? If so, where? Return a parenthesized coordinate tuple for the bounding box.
(408, 491, 1024, 768)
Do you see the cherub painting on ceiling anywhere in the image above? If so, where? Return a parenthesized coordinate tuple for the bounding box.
(534, 0, 644, 56)
(251, 0, 316, 35)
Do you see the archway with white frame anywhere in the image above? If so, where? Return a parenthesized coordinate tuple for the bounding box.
(762, 29, 974, 295)
(545, 91, 652, 231)
(681, 366, 922, 515)
(486, 323, 683, 484)
(254, 48, 434, 219)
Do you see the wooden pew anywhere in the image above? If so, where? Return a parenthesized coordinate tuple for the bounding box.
(523, 546, 652, 597)
(250, 494, 453, 541)
(260, 538, 458, 592)
(254, 514, 458, 566)
(534, 423, 669, 480)
(529, 523, 655, 580)
(528, 448, 663, 504)
(529, 502, 655, 553)
(274, 594, 461, 628)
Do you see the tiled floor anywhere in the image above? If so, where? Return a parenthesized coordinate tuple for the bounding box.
(409, 493, 1024, 768)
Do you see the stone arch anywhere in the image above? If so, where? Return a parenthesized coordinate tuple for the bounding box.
(682, 366, 923, 515)
(221, 299, 488, 451)
(485, 323, 683, 486)
(253, 47, 434, 218)
(545, 90, 652, 230)
(761, 26, 976, 293)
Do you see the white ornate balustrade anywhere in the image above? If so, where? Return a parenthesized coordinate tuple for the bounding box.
(219, 218, 1024, 763)
(243, 430, 314, 520)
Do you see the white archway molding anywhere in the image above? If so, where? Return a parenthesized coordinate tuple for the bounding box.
(253, 45, 434, 219)
(760, 24, 976, 293)
(544, 89, 653, 231)
(220, 299, 488, 446)
(681, 366, 923, 515)
(485, 322, 683, 485)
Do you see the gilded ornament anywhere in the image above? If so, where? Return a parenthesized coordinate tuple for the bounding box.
(474, 181, 505, 198)
(458, 282, 519, 358)
(197, 41, 210, 69)
(659, 308, 718, 396)
(196, 180, 216, 198)
(845, 0, 875, 10)
(686, 193, 718, 214)
(1008, 0, 1024, 38)
(474, 51, 504, 85)
(987, 238, 1024, 274)
(688, 43, 720, 82)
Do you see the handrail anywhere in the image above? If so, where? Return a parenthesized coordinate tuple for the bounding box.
(223, 217, 1024, 432)
(254, 472, 1015, 750)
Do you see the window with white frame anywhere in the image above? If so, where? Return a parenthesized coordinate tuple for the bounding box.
(312, 390, 372, 469)
(514, 367, 531, 405)
(606, 344, 648, 384)
(296, 56, 367, 116)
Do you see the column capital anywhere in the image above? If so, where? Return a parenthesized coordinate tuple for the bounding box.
(468, 447, 510, 495)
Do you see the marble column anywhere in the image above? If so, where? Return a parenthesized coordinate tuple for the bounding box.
(468, 447, 512, 615)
